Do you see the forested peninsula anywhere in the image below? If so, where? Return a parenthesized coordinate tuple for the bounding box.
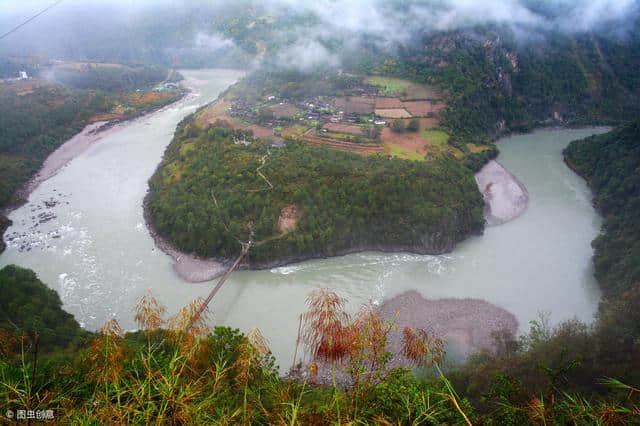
(147, 118, 484, 267)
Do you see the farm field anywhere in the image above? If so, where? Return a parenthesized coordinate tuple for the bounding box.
(421, 129, 450, 146)
(323, 123, 365, 135)
(375, 108, 412, 118)
(268, 103, 301, 119)
(192, 72, 466, 162)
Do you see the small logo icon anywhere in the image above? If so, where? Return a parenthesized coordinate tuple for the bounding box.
(5, 409, 14, 419)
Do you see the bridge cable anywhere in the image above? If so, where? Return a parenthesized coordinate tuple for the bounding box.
(0, 0, 65, 42)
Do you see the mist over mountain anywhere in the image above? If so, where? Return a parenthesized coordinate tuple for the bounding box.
(1, 0, 638, 69)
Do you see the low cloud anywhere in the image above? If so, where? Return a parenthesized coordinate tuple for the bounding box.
(277, 39, 340, 71)
(1, 0, 638, 70)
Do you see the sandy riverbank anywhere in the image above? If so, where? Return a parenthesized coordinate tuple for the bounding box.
(475, 160, 529, 226)
(9, 94, 192, 211)
(21, 121, 109, 196)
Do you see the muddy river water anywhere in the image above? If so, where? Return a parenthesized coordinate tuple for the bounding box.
(0, 69, 608, 369)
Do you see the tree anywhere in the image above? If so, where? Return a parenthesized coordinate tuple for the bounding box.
(391, 119, 405, 133)
(407, 118, 420, 132)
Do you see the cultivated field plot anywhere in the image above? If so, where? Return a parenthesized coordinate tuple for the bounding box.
(323, 123, 364, 135)
(244, 123, 276, 139)
(421, 129, 450, 146)
(333, 96, 375, 114)
(301, 134, 384, 155)
(196, 99, 230, 126)
(381, 128, 429, 160)
(402, 84, 442, 100)
(281, 124, 310, 139)
(402, 100, 446, 117)
(379, 127, 462, 161)
(365, 76, 444, 101)
(268, 103, 301, 119)
(365, 76, 411, 96)
(375, 97, 404, 109)
(416, 117, 440, 128)
(375, 108, 412, 119)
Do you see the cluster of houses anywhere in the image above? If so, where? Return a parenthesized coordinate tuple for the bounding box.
(153, 81, 179, 92)
(0, 70, 29, 83)
(228, 92, 388, 136)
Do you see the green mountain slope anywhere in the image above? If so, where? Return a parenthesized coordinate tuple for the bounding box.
(564, 120, 640, 296)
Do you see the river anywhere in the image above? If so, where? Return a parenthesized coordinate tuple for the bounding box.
(0, 69, 607, 369)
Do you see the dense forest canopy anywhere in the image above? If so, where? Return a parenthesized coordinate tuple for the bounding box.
(49, 64, 170, 92)
(346, 29, 640, 141)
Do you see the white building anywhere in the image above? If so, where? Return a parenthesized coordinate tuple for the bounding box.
(19, 71, 28, 80)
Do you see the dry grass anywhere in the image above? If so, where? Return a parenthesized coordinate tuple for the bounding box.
(86, 319, 126, 385)
(135, 291, 167, 332)
(402, 326, 445, 368)
(302, 289, 352, 362)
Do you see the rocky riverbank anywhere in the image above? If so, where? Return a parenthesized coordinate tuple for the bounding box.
(291, 290, 518, 386)
(379, 290, 518, 362)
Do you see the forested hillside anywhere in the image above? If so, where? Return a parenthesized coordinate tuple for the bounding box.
(0, 83, 106, 208)
(0, 265, 87, 351)
(50, 63, 170, 92)
(348, 30, 640, 143)
(147, 119, 484, 265)
(564, 120, 640, 297)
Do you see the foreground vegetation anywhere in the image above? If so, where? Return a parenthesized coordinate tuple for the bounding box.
(2, 264, 639, 424)
(147, 119, 484, 265)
